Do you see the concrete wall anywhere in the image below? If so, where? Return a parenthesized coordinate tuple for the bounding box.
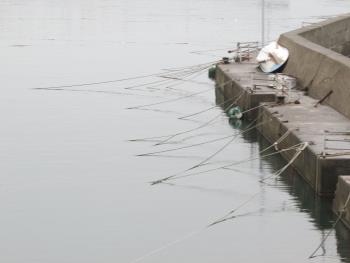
(257, 107, 321, 193)
(257, 105, 350, 196)
(279, 14, 350, 119)
(301, 16, 350, 55)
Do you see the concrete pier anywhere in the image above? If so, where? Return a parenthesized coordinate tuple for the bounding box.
(215, 14, 350, 197)
(216, 63, 350, 196)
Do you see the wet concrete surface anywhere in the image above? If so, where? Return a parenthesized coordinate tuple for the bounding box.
(2, 0, 350, 262)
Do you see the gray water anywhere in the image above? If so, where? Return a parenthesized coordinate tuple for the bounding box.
(2, 0, 350, 262)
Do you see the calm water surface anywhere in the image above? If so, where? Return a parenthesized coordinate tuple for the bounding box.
(1, 0, 350, 262)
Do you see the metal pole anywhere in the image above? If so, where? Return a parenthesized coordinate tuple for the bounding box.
(261, 0, 265, 47)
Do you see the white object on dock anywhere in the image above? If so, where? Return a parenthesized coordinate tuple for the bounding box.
(276, 74, 297, 90)
(256, 41, 289, 73)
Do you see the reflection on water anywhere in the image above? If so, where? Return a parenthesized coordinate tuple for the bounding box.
(2, 0, 350, 262)
(217, 88, 350, 262)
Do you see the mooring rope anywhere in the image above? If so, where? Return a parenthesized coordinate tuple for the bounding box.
(149, 129, 300, 184)
(124, 63, 212, 92)
(35, 65, 209, 95)
(161, 62, 215, 77)
(136, 134, 240, 156)
(130, 184, 294, 263)
(308, 191, 350, 259)
(239, 103, 275, 115)
(128, 83, 240, 142)
(207, 193, 261, 227)
(130, 138, 307, 263)
(41, 72, 210, 102)
(207, 143, 309, 227)
(128, 191, 260, 263)
(161, 59, 221, 72)
(154, 89, 244, 145)
(128, 194, 294, 263)
(126, 63, 218, 109)
(122, 77, 175, 91)
(37, 59, 221, 90)
(149, 118, 271, 185)
(134, 69, 212, 95)
(178, 96, 245, 120)
(187, 115, 260, 170)
(129, 229, 205, 263)
(37, 73, 173, 90)
(259, 142, 309, 183)
(148, 64, 216, 91)
(164, 143, 305, 183)
(126, 87, 214, 110)
(159, 76, 214, 87)
(34, 87, 150, 97)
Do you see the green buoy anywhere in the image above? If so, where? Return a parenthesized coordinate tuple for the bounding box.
(228, 106, 243, 119)
(208, 66, 216, 80)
